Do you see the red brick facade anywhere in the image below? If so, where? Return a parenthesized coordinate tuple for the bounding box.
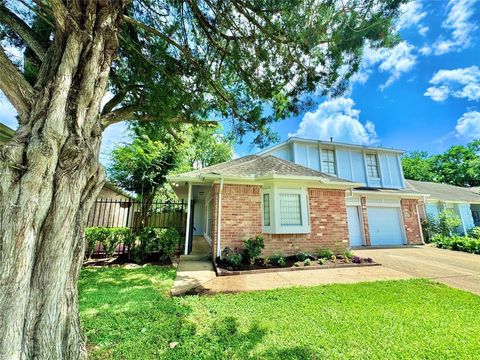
(211, 184, 349, 257)
(210, 184, 423, 258)
(401, 198, 424, 245)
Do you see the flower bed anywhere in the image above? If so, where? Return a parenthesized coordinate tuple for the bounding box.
(215, 254, 378, 276)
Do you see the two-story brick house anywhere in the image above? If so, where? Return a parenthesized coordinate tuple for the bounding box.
(168, 137, 426, 258)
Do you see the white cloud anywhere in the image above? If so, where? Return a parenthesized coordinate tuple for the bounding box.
(433, 0, 477, 55)
(424, 85, 450, 101)
(418, 26, 429, 36)
(455, 111, 480, 139)
(419, 45, 432, 55)
(425, 66, 480, 102)
(396, 1, 427, 30)
(353, 41, 417, 89)
(290, 97, 378, 145)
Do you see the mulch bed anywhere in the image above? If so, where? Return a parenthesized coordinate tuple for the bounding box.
(82, 253, 179, 267)
(215, 255, 379, 276)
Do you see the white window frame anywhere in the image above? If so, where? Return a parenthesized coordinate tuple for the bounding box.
(321, 148, 336, 175)
(262, 185, 310, 234)
(366, 153, 380, 179)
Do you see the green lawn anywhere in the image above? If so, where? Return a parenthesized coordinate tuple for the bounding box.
(79, 266, 480, 359)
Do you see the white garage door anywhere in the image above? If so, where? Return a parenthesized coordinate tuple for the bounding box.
(367, 207, 404, 246)
(347, 206, 363, 247)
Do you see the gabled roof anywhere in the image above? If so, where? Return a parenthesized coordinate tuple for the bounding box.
(406, 179, 480, 203)
(170, 155, 356, 185)
(257, 137, 405, 155)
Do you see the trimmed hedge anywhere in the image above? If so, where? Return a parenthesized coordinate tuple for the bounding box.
(431, 234, 480, 254)
(84, 227, 180, 262)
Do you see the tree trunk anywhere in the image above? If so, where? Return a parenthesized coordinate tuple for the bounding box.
(0, 2, 124, 359)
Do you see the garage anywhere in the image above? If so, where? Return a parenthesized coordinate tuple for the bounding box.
(347, 206, 363, 246)
(367, 207, 405, 246)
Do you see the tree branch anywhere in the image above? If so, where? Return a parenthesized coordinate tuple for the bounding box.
(101, 89, 128, 115)
(49, 0, 68, 32)
(0, 47, 34, 121)
(0, 4, 48, 60)
(100, 104, 218, 128)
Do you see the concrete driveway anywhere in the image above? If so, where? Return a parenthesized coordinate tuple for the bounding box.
(355, 245, 480, 295)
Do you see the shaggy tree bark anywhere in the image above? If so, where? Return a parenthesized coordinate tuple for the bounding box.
(0, 1, 125, 359)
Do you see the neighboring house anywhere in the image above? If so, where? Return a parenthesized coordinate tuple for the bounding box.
(406, 180, 480, 234)
(168, 137, 427, 257)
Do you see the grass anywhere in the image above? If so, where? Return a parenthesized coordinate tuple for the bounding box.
(79, 266, 480, 359)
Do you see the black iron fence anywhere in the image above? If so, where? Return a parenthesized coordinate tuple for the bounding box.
(86, 199, 187, 257)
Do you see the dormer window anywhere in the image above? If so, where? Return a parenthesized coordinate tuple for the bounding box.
(366, 153, 379, 178)
(321, 149, 336, 175)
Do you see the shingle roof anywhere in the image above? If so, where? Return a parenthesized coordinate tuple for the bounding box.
(175, 155, 353, 184)
(406, 179, 480, 203)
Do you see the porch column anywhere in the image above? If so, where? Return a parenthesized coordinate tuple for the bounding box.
(184, 183, 192, 255)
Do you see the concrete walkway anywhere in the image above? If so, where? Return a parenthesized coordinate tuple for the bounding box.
(171, 236, 216, 296)
(195, 265, 411, 294)
(356, 245, 480, 295)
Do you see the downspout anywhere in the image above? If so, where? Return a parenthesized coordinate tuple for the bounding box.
(184, 183, 192, 255)
(216, 178, 224, 258)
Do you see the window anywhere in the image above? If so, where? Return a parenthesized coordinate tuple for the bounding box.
(263, 193, 271, 226)
(279, 193, 302, 225)
(261, 187, 310, 234)
(366, 154, 379, 178)
(321, 149, 336, 175)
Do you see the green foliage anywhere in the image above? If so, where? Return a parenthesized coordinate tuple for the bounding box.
(344, 249, 353, 259)
(221, 247, 243, 269)
(402, 141, 480, 186)
(243, 236, 265, 265)
(84, 227, 133, 258)
(315, 248, 334, 260)
(437, 210, 462, 237)
(108, 135, 179, 199)
(401, 151, 435, 182)
(318, 258, 327, 265)
(468, 226, 480, 239)
(432, 234, 480, 254)
(133, 227, 180, 263)
(269, 252, 286, 267)
(295, 251, 310, 261)
(304, 258, 311, 266)
(80, 269, 480, 359)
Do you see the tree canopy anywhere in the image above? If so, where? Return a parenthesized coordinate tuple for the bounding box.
(402, 140, 480, 187)
(1, 0, 407, 147)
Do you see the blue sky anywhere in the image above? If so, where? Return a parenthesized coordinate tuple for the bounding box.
(1, 0, 479, 164)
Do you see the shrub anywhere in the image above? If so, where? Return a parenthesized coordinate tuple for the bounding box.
(221, 247, 243, 268)
(84, 227, 132, 258)
(468, 226, 480, 239)
(243, 235, 265, 265)
(432, 234, 480, 254)
(344, 249, 353, 259)
(316, 248, 333, 260)
(133, 227, 180, 262)
(437, 210, 462, 237)
(318, 258, 326, 265)
(296, 251, 310, 261)
(351, 256, 373, 264)
(269, 252, 286, 267)
(304, 258, 311, 266)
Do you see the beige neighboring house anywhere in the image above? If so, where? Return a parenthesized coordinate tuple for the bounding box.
(1, 121, 135, 228)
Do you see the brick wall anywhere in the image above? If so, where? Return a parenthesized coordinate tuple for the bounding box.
(211, 184, 349, 257)
(401, 198, 424, 244)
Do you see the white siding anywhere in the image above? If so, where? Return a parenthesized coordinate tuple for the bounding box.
(379, 153, 403, 188)
(350, 150, 366, 183)
(270, 144, 291, 161)
(458, 203, 475, 233)
(336, 149, 352, 180)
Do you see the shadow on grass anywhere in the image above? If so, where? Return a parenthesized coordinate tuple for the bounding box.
(79, 266, 267, 359)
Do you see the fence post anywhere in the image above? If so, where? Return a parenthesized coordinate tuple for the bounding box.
(125, 198, 132, 228)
